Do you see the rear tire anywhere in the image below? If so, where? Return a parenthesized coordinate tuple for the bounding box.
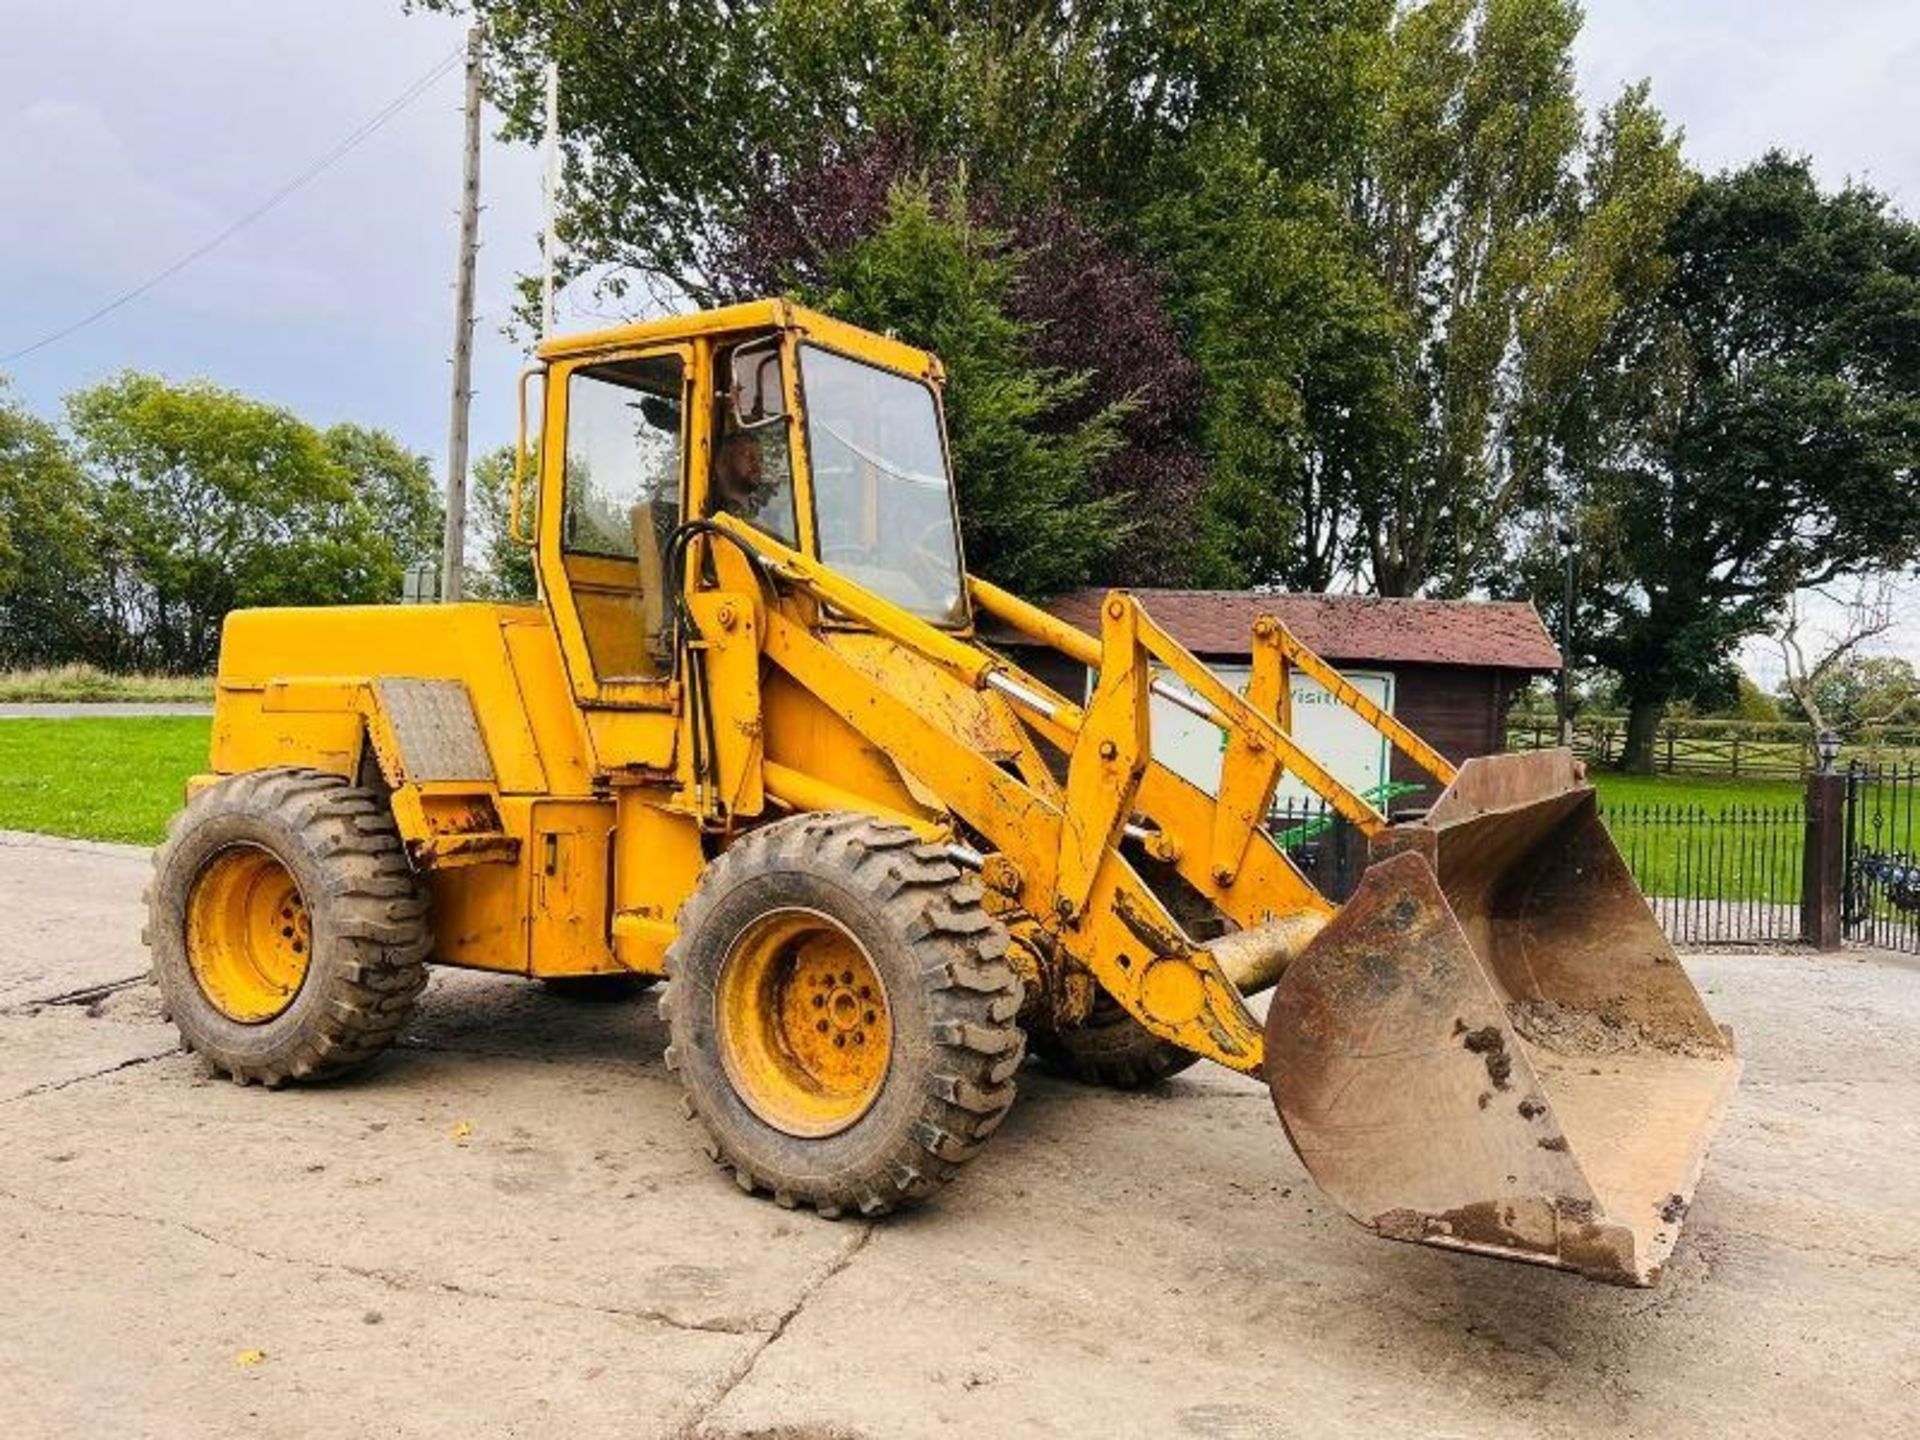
(145, 768, 431, 1087)
(662, 812, 1024, 1218)
(1029, 995, 1201, 1089)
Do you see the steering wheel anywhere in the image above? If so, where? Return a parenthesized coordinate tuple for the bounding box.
(905, 518, 959, 605)
(821, 541, 872, 566)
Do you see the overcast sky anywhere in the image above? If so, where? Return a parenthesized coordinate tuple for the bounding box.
(1, 0, 1914, 678)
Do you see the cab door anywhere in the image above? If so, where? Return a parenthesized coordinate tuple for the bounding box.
(538, 346, 693, 772)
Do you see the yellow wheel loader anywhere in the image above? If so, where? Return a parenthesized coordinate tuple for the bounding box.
(146, 300, 1737, 1284)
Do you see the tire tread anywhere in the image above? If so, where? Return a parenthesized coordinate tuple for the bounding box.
(661, 811, 1024, 1218)
(147, 767, 430, 1087)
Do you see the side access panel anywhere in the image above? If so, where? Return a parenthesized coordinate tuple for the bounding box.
(526, 799, 622, 978)
(428, 797, 620, 977)
(426, 802, 531, 975)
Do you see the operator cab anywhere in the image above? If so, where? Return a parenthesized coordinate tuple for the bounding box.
(528, 301, 971, 710)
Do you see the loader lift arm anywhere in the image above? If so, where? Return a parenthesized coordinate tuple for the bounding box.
(698, 515, 1466, 1077)
(696, 512, 1739, 1287)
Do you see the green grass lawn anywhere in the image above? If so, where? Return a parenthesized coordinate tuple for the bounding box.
(1590, 771, 1804, 810)
(1589, 770, 1805, 902)
(0, 717, 211, 844)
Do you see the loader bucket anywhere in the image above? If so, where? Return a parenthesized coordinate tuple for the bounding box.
(1264, 751, 1739, 1286)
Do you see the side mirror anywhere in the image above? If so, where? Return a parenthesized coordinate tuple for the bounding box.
(729, 341, 786, 429)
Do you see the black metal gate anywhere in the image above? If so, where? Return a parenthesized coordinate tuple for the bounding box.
(1845, 762, 1920, 954)
(1599, 797, 1807, 946)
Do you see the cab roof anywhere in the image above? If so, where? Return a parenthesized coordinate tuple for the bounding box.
(534, 298, 944, 384)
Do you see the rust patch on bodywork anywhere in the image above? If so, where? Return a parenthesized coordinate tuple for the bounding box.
(1111, 886, 1188, 959)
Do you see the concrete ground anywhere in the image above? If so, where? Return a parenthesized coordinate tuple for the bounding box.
(1, 831, 1916, 1439)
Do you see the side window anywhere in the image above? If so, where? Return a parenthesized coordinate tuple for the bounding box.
(709, 343, 798, 546)
(565, 356, 683, 557)
(560, 355, 684, 682)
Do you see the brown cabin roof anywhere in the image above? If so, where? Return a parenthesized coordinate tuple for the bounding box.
(1029, 589, 1562, 672)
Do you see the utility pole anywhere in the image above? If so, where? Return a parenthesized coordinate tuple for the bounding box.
(440, 22, 484, 603)
(541, 58, 560, 337)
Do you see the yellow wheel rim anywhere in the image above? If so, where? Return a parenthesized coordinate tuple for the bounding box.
(185, 845, 311, 1024)
(714, 907, 893, 1138)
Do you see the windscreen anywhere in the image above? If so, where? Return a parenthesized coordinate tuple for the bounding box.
(801, 345, 966, 625)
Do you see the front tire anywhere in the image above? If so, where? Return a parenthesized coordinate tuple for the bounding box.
(146, 768, 431, 1086)
(661, 812, 1024, 1217)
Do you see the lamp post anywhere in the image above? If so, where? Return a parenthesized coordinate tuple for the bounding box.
(1806, 727, 1847, 950)
(1556, 525, 1576, 748)
(1816, 728, 1842, 774)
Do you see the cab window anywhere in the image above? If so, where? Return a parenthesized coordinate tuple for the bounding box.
(707, 342, 798, 546)
(801, 345, 965, 625)
(561, 354, 683, 680)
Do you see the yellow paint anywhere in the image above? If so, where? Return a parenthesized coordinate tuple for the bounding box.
(187, 298, 1487, 1080)
(714, 907, 893, 1137)
(185, 845, 309, 1023)
(1210, 618, 1288, 885)
(610, 790, 707, 976)
(1057, 595, 1150, 917)
(526, 799, 622, 977)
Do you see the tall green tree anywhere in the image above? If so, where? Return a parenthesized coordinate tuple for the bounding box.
(1140, 131, 1408, 589)
(426, 0, 1111, 306)
(1557, 155, 1920, 770)
(321, 424, 444, 573)
(67, 375, 431, 672)
(808, 180, 1127, 594)
(718, 136, 1208, 584)
(0, 382, 102, 667)
(1350, 0, 1693, 595)
(441, 0, 1689, 604)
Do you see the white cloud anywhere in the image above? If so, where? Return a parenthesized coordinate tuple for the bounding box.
(0, 0, 545, 450)
(1576, 0, 1920, 205)
(0, 97, 336, 317)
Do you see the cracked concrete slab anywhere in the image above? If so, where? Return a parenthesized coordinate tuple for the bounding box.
(0, 1002, 174, 1103)
(0, 835, 1917, 1438)
(0, 832, 149, 1006)
(0, 1194, 753, 1440)
(0, 1013, 856, 1336)
(708, 1044, 1920, 1438)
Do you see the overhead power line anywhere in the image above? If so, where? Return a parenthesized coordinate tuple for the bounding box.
(2, 43, 467, 366)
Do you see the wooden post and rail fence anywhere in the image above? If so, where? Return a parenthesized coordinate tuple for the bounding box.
(1507, 714, 1920, 780)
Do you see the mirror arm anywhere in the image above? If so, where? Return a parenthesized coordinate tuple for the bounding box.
(511, 364, 543, 548)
